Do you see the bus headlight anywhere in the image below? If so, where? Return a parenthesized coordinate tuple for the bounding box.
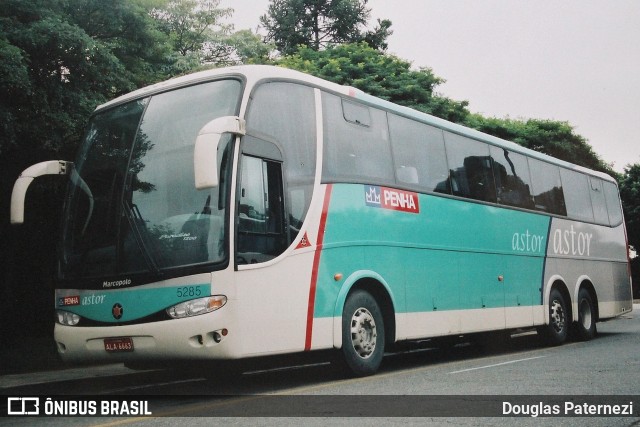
(56, 310, 80, 326)
(166, 295, 227, 319)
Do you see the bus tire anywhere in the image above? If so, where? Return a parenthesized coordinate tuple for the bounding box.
(574, 288, 596, 341)
(540, 288, 569, 346)
(337, 290, 385, 377)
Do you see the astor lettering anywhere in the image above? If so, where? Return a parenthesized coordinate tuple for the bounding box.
(82, 294, 106, 305)
(512, 230, 545, 253)
(553, 225, 593, 256)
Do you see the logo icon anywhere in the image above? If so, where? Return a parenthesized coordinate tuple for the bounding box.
(365, 186, 381, 206)
(7, 397, 39, 415)
(112, 303, 123, 320)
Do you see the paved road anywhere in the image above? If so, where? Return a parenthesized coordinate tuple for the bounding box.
(1, 305, 639, 426)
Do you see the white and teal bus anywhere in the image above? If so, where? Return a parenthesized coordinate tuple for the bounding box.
(11, 65, 633, 376)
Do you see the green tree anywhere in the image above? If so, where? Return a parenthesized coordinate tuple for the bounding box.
(261, 0, 392, 55)
(64, 0, 173, 87)
(224, 29, 275, 64)
(278, 43, 469, 123)
(0, 0, 172, 157)
(465, 114, 614, 176)
(619, 164, 640, 251)
(619, 163, 640, 298)
(151, 0, 234, 70)
(0, 0, 175, 356)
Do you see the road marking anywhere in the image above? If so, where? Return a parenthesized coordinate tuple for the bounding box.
(448, 355, 546, 374)
(90, 349, 559, 424)
(99, 377, 205, 394)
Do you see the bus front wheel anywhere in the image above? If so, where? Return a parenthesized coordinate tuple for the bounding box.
(337, 290, 385, 377)
(540, 288, 569, 346)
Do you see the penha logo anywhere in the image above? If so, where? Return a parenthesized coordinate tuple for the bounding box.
(57, 295, 80, 307)
(364, 185, 420, 214)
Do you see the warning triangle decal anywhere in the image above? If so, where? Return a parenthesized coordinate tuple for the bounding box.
(296, 232, 313, 249)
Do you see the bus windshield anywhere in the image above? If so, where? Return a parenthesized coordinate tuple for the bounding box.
(60, 79, 241, 281)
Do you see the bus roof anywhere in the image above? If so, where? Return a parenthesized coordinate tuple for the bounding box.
(96, 64, 615, 183)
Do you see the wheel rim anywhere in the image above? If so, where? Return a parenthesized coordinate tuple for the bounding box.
(579, 298, 592, 330)
(350, 307, 377, 359)
(550, 298, 566, 333)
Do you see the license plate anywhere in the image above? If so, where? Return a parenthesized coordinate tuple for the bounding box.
(104, 337, 134, 353)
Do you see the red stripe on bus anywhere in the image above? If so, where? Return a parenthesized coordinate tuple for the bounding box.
(304, 184, 333, 351)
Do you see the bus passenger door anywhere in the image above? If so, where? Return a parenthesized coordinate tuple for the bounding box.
(236, 137, 287, 265)
(234, 135, 315, 356)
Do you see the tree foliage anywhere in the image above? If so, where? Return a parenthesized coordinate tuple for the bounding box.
(278, 43, 469, 123)
(464, 114, 614, 176)
(276, 43, 611, 176)
(619, 163, 640, 297)
(261, 0, 392, 55)
(0, 0, 173, 159)
(619, 164, 640, 251)
(225, 29, 275, 64)
(151, 0, 234, 69)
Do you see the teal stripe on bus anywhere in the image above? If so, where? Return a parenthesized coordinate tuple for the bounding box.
(313, 184, 551, 318)
(55, 284, 210, 323)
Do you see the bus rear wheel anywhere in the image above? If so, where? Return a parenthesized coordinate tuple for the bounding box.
(539, 288, 569, 346)
(574, 288, 596, 341)
(337, 290, 385, 377)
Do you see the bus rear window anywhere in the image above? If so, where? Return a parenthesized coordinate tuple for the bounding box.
(603, 181, 623, 226)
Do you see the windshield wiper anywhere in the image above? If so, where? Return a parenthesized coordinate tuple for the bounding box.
(122, 199, 161, 276)
(69, 167, 95, 235)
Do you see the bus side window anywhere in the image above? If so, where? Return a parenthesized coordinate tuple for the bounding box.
(342, 99, 371, 126)
(589, 177, 609, 225)
(246, 82, 316, 246)
(322, 93, 394, 184)
(603, 181, 623, 226)
(529, 158, 566, 216)
(388, 113, 450, 194)
(444, 132, 496, 203)
(490, 146, 534, 209)
(560, 168, 594, 222)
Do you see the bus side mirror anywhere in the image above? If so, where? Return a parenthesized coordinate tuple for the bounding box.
(194, 116, 246, 189)
(11, 160, 73, 224)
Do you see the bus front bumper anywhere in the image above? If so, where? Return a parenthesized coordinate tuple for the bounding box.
(54, 308, 238, 363)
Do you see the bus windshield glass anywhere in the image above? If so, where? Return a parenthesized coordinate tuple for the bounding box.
(60, 79, 241, 280)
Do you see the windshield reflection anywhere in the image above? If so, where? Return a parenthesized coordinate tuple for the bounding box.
(61, 79, 241, 281)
